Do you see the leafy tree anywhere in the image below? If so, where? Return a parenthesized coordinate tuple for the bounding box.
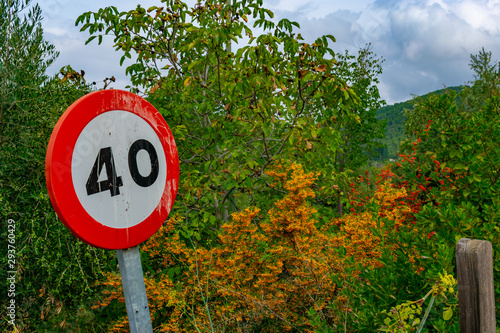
(0, 0, 57, 124)
(0, 1, 114, 331)
(330, 46, 386, 214)
(373, 86, 462, 162)
(77, 0, 386, 240)
(401, 50, 500, 210)
(393, 49, 500, 328)
(319, 49, 500, 331)
(468, 48, 500, 102)
(332, 46, 386, 172)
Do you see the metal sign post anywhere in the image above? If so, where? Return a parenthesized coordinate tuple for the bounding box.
(117, 246, 153, 333)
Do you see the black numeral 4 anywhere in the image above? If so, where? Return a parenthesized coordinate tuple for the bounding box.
(86, 147, 123, 197)
(86, 139, 159, 197)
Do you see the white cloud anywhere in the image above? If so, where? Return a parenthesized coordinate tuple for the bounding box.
(36, 0, 500, 103)
(388, 0, 499, 59)
(358, 0, 500, 102)
(455, 0, 500, 34)
(264, 0, 373, 19)
(44, 27, 69, 38)
(249, 0, 500, 102)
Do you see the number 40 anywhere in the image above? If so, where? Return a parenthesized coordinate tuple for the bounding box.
(86, 139, 159, 197)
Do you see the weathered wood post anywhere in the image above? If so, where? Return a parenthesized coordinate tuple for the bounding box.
(456, 238, 496, 333)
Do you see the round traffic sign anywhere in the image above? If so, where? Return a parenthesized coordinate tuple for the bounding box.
(45, 90, 179, 250)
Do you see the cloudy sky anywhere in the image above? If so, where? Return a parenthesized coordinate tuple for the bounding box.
(37, 0, 500, 104)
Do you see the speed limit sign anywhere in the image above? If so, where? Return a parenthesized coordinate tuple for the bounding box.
(45, 90, 179, 250)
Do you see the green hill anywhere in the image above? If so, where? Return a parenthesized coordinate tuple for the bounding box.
(375, 86, 464, 160)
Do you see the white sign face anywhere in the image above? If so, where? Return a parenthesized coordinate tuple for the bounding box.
(71, 110, 167, 229)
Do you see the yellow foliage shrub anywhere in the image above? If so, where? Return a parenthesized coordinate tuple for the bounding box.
(93, 163, 418, 332)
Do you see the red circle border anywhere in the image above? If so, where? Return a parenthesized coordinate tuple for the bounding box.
(45, 90, 179, 250)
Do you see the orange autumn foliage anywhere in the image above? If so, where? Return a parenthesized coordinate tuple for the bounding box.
(93, 163, 418, 332)
(327, 180, 416, 274)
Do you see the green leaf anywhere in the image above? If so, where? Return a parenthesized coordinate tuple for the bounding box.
(443, 307, 453, 321)
(84, 35, 97, 45)
(325, 34, 336, 42)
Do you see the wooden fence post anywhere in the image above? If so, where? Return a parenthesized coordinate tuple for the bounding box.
(456, 238, 496, 333)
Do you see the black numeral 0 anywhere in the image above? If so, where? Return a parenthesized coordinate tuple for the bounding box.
(128, 139, 159, 187)
(86, 139, 159, 197)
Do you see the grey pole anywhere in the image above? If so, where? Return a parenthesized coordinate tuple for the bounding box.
(117, 246, 154, 333)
